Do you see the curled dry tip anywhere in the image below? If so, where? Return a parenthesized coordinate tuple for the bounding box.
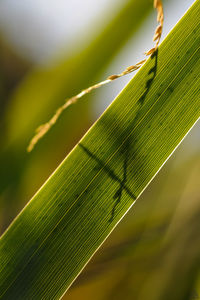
(27, 123, 49, 152)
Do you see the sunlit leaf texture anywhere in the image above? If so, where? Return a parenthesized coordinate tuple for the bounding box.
(0, 1, 199, 299)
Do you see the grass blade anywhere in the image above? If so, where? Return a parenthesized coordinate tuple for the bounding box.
(0, 0, 156, 230)
(0, 1, 199, 299)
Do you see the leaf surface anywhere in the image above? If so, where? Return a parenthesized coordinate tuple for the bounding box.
(0, 1, 199, 299)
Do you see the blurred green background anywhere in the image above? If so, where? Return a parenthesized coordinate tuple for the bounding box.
(0, 0, 199, 299)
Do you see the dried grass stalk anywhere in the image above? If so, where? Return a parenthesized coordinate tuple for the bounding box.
(28, 0, 164, 152)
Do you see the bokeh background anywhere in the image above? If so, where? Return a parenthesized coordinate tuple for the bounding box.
(0, 0, 199, 299)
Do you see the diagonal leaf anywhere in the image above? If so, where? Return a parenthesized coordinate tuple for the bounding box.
(0, 0, 156, 229)
(0, 1, 199, 299)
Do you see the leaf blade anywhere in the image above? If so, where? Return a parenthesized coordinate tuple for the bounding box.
(0, 1, 200, 299)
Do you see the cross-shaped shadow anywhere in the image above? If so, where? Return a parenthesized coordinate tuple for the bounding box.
(79, 50, 158, 222)
(79, 139, 134, 223)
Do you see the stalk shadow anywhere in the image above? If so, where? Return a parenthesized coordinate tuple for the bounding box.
(79, 142, 136, 208)
(79, 50, 158, 222)
(139, 49, 158, 105)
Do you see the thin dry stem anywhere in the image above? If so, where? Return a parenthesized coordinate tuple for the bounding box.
(27, 0, 164, 152)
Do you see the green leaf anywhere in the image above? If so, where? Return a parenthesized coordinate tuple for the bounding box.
(0, 1, 199, 299)
(0, 0, 155, 227)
